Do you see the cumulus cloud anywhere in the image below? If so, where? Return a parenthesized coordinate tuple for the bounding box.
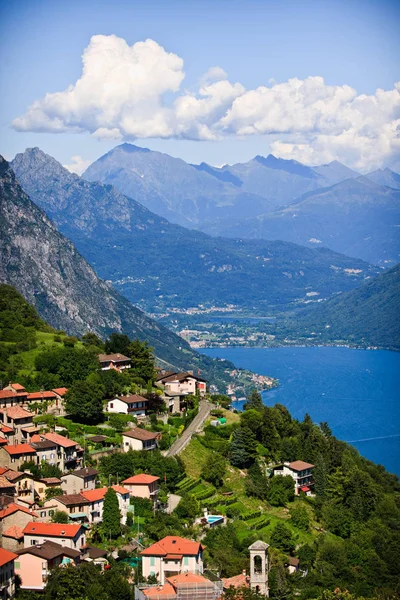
(63, 155, 93, 175)
(12, 34, 400, 171)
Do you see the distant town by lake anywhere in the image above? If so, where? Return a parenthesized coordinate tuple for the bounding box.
(201, 346, 400, 476)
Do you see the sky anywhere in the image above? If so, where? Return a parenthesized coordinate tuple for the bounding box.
(0, 0, 399, 173)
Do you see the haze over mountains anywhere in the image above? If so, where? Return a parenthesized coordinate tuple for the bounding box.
(0, 155, 234, 381)
(82, 143, 400, 266)
(12, 148, 379, 316)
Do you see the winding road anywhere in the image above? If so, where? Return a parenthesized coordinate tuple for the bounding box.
(166, 399, 215, 457)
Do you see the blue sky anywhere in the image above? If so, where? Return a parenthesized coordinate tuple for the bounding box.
(1, 0, 399, 171)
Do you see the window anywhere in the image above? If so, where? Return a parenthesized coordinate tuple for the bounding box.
(31, 540, 37, 545)
(50, 454, 54, 459)
(150, 557, 155, 567)
(40, 511, 46, 518)
(183, 557, 189, 566)
(49, 510, 54, 516)
(110, 403, 114, 408)
(14, 562, 20, 570)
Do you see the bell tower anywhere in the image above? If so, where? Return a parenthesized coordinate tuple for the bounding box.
(248, 540, 269, 597)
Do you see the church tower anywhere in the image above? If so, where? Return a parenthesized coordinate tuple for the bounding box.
(248, 540, 269, 596)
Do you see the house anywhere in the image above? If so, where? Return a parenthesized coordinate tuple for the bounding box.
(81, 546, 108, 569)
(41, 433, 83, 471)
(122, 474, 160, 499)
(272, 461, 314, 495)
(60, 467, 98, 495)
(141, 536, 205, 584)
(81, 485, 130, 525)
(23, 522, 86, 550)
(285, 556, 300, 574)
(0, 475, 15, 497)
(15, 541, 80, 591)
(0, 547, 18, 600)
(0, 444, 37, 470)
(31, 439, 58, 467)
(0, 469, 35, 501)
(0, 385, 28, 409)
(1, 525, 25, 552)
(44, 494, 89, 523)
(98, 353, 131, 372)
(33, 477, 63, 501)
(138, 573, 223, 599)
(107, 394, 148, 416)
(0, 503, 38, 551)
(122, 429, 160, 452)
(155, 372, 207, 397)
(0, 406, 35, 444)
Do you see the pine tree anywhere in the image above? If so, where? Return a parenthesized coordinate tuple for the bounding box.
(102, 488, 121, 539)
(230, 427, 257, 468)
(244, 389, 263, 412)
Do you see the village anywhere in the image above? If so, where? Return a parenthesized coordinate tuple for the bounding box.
(0, 351, 316, 600)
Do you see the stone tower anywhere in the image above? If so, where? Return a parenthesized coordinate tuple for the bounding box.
(248, 540, 269, 597)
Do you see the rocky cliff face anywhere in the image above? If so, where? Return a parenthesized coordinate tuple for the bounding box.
(0, 155, 210, 369)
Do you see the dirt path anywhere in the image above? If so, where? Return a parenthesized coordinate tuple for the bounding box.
(166, 399, 214, 457)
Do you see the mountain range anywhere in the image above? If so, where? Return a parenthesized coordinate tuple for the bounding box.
(82, 143, 400, 266)
(11, 148, 379, 316)
(0, 155, 238, 386)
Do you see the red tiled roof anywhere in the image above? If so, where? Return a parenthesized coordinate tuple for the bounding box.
(300, 486, 310, 492)
(166, 573, 214, 587)
(112, 484, 130, 495)
(1, 469, 26, 482)
(23, 522, 82, 538)
(2, 525, 24, 539)
(222, 573, 250, 589)
(289, 460, 314, 471)
(0, 547, 18, 567)
(0, 467, 7, 475)
(42, 432, 77, 448)
(0, 502, 38, 520)
(27, 391, 57, 400)
(1, 425, 15, 434)
(0, 475, 14, 488)
(30, 434, 41, 443)
(141, 536, 203, 557)
(11, 383, 26, 391)
(0, 438, 8, 446)
(0, 406, 32, 419)
(52, 387, 68, 396)
(81, 487, 107, 502)
(122, 474, 160, 485)
(143, 583, 177, 598)
(40, 477, 62, 485)
(3, 444, 36, 455)
(0, 390, 27, 400)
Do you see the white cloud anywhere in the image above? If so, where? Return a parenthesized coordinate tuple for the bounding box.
(12, 35, 400, 171)
(63, 155, 93, 175)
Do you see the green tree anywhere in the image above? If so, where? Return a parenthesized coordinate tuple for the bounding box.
(245, 461, 269, 499)
(230, 427, 257, 468)
(290, 504, 310, 531)
(175, 494, 199, 520)
(45, 487, 64, 501)
(82, 332, 104, 350)
(128, 339, 155, 381)
(102, 487, 121, 539)
(267, 476, 295, 506)
(51, 510, 69, 524)
(270, 523, 295, 554)
(201, 452, 226, 487)
(65, 380, 104, 423)
(35, 346, 99, 386)
(240, 409, 262, 435)
(244, 389, 263, 412)
(104, 333, 131, 355)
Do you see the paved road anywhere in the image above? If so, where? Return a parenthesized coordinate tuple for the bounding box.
(166, 493, 182, 513)
(166, 400, 214, 457)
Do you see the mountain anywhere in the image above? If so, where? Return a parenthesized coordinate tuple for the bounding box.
(82, 144, 359, 228)
(366, 167, 400, 190)
(11, 148, 379, 316)
(282, 263, 400, 350)
(0, 155, 239, 383)
(206, 177, 400, 266)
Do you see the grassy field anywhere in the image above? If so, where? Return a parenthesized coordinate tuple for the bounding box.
(17, 331, 84, 373)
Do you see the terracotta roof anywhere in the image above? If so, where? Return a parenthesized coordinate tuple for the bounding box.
(161, 372, 207, 383)
(141, 536, 203, 557)
(0, 406, 32, 419)
(1, 469, 26, 482)
(27, 391, 57, 400)
(2, 444, 36, 455)
(30, 434, 41, 443)
(123, 428, 159, 441)
(166, 573, 214, 588)
(23, 522, 82, 538)
(0, 502, 38, 520)
(113, 394, 148, 405)
(10, 383, 26, 391)
(81, 485, 129, 502)
(143, 583, 177, 598)
(289, 460, 314, 471)
(122, 474, 160, 485)
(2, 525, 24, 539)
(98, 353, 131, 363)
(112, 484, 130, 495)
(0, 467, 7, 475)
(222, 573, 250, 589)
(0, 390, 27, 399)
(0, 438, 8, 446)
(0, 476, 15, 489)
(64, 467, 98, 479)
(0, 425, 14, 434)
(40, 477, 62, 485)
(0, 547, 18, 567)
(42, 432, 77, 448)
(17, 540, 80, 560)
(52, 387, 68, 396)
(53, 494, 89, 507)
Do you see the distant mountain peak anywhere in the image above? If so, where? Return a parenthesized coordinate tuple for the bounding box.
(253, 154, 318, 179)
(117, 143, 151, 154)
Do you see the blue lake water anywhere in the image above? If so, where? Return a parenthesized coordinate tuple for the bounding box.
(201, 347, 400, 476)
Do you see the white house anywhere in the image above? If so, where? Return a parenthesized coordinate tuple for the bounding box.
(98, 354, 131, 372)
(155, 372, 207, 397)
(272, 460, 314, 495)
(23, 522, 86, 550)
(141, 536, 204, 584)
(121, 474, 160, 499)
(81, 485, 130, 525)
(122, 429, 159, 452)
(106, 394, 148, 416)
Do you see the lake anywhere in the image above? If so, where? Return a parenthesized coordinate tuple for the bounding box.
(201, 346, 400, 476)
